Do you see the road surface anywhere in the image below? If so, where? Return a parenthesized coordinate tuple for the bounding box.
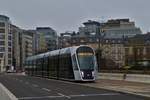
(0, 74, 148, 100)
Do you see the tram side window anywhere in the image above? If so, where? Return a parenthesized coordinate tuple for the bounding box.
(49, 56, 57, 72)
(29, 60, 31, 68)
(30, 60, 32, 72)
(51, 56, 55, 71)
(43, 57, 48, 76)
(27, 61, 30, 67)
(49, 56, 53, 70)
(61, 55, 66, 71)
(33, 60, 35, 69)
(43, 57, 48, 71)
(25, 60, 29, 69)
(53, 56, 56, 70)
(25, 61, 27, 66)
(53, 55, 58, 77)
(33, 60, 36, 68)
(60, 54, 70, 71)
(39, 58, 43, 71)
(31, 60, 33, 68)
(30, 60, 33, 68)
(59, 55, 64, 71)
(72, 55, 78, 70)
(36, 59, 40, 71)
(28, 61, 31, 68)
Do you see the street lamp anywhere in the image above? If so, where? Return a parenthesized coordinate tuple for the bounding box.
(143, 61, 149, 73)
(97, 28, 105, 72)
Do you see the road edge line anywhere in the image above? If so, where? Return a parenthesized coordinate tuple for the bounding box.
(0, 83, 18, 100)
(81, 84, 150, 98)
(28, 76, 150, 98)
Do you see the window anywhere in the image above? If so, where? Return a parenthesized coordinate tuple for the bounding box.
(137, 49, 141, 55)
(77, 53, 94, 70)
(125, 48, 129, 55)
(0, 29, 5, 33)
(0, 41, 5, 45)
(106, 40, 109, 43)
(80, 39, 85, 43)
(97, 39, 99, 42)
(8, 60, 11, 64)
(146, 47, 150, 53)
(0, 35, 5, 39)
(77, 47, 95, 70)
(8, 36, 11, 40)
(8, 42, 11, 46)
(89, 39, 92, 42)
(0, 53, 3, 58)
(0, 22, 5, 27)
(8, 54, 11, 58)
(0, 47, 5, 52)
(8, 48, 11, 52)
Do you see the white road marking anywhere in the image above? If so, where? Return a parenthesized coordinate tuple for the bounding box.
(0, 83, 18, 100)
(69, 93, 121, 97)
(25, 82, 29, 84)
(19, 80, 23, 82)
(32, 84, 38, 87)
(18, 93, 120, 100)
(18, 95, 64, 100)
(57, 93, 65, 96)
(42, 88, 51, 92)
(57, 93, 71, 99)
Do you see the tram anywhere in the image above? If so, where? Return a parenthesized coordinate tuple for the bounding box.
(25, 45, 98, 81)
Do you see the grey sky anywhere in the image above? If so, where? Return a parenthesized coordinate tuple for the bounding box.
(0, 0, 149, 33)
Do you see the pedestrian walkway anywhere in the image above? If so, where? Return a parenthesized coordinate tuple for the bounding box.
(81, 79, 150, 98)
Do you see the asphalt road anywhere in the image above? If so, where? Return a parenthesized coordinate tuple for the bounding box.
(0, 74, 148, 100)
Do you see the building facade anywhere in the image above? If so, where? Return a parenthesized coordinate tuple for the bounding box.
(0, 15, 12, 72)
(11, 25, 22, 70)
(101, 19, 142, 39)
(20, 30, 34, 69)
(59, 32, 74, 48)
(124, 33, 150, 69)
(100, 39, 125, 69)
(26, 30, 38, 55)
(36, 27, 58, 53)
(79, 20, 100, 36)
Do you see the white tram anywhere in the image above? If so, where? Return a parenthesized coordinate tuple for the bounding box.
(25, 45, 98, 81)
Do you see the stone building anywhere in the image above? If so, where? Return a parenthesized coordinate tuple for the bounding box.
(124, 33, 150, 69)
(58, 19, 145, 70)
(100, 38, 125, 69)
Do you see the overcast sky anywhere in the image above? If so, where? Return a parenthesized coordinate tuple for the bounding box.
(0, 0, 149, 33)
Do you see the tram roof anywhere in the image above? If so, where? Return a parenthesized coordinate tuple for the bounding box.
(26, 45, 91, 60)
(44, 47, 73, 57)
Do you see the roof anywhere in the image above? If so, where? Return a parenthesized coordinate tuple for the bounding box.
(26, 45, 88, 61)
(83, 20, 100, 26)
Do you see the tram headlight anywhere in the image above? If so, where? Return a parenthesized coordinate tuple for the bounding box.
(92, 71, 95, 77)
(81, 71, 84, 77)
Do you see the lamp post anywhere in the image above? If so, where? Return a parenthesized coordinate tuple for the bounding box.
(143, 61, 148, 73)
(97, 28, 105, 72)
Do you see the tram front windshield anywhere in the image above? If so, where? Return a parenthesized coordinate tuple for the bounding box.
(77, 53, 95, 70)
